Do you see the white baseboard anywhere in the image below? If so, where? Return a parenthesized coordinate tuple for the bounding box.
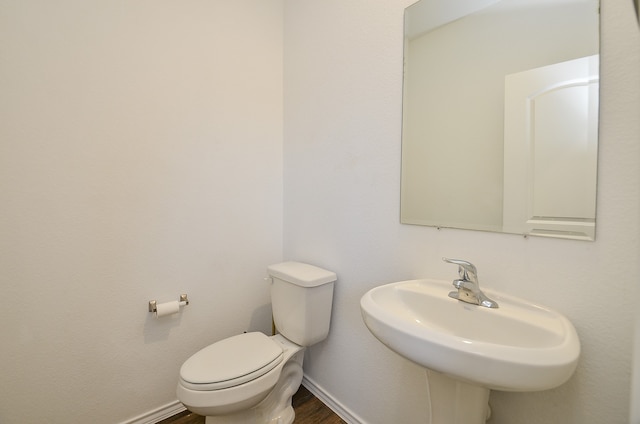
(302, 375, 365, 424)
(119, 400, 186, 424)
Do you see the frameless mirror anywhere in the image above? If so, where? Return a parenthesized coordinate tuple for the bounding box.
(401, 0, 600, 240)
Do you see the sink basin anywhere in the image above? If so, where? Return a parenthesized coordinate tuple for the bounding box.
(360, 279, 580, 392)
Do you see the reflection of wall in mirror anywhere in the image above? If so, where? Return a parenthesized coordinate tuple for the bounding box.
(401, 0, 599, 236)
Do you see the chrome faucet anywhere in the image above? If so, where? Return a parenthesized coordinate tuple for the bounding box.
(443, 258, 499, 308)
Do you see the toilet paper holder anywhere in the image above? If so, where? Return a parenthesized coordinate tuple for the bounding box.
(148, 294, 189, 313)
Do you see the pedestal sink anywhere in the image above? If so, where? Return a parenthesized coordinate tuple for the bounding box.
(360, 278, 580, 423)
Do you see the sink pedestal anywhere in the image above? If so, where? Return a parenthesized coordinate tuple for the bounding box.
(361, 278, 581, 422)
(426, 370, 490, 424)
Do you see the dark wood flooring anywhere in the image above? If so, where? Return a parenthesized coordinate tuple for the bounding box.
(159, 385, 346, 424)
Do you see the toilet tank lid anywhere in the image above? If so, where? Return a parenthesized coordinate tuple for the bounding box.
(267, 261, 337, 287)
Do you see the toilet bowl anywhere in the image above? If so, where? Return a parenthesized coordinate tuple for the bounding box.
(177, 333, 303, 423)
(176, 262, 337, 424)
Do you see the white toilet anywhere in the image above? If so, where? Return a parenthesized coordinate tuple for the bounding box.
(176, 261, 337, 424)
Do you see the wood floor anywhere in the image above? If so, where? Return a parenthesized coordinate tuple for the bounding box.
(159, 385, 346, 424)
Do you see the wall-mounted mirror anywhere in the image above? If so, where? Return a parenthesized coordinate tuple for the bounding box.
(400, 0, 600, 240)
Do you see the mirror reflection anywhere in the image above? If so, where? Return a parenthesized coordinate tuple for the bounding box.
(401, 0, 600, 240)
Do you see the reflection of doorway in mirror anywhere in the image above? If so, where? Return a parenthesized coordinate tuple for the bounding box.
(503, 55, 599, 240)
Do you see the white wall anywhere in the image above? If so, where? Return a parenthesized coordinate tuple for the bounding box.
(0, 1, 283, 423)
(284, 1, 640, 424)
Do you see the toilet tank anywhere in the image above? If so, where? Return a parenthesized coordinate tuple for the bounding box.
(267, 262, 337, 347)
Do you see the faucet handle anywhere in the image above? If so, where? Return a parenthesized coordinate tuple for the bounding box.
(443, 258, 498, 308)
(442, 257, 477, 282)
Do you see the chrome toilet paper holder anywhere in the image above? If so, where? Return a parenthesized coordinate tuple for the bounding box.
(149, 294, 189, 313)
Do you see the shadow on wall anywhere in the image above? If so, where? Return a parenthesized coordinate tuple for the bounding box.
(141, 301, 271, 345)
(144, 306, 185, 344)
(249, 303, 273, 334)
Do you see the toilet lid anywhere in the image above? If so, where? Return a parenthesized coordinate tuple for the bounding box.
(179, 332, 283, 391)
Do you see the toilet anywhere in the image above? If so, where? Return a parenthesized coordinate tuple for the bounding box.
(176, 261, 337, 424)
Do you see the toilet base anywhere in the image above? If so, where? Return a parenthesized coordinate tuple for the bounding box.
(202, 341, 304, 424)
(204, 405, 293, 424)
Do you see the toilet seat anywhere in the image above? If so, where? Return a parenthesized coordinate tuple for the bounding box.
(179, 332, 284, 391)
